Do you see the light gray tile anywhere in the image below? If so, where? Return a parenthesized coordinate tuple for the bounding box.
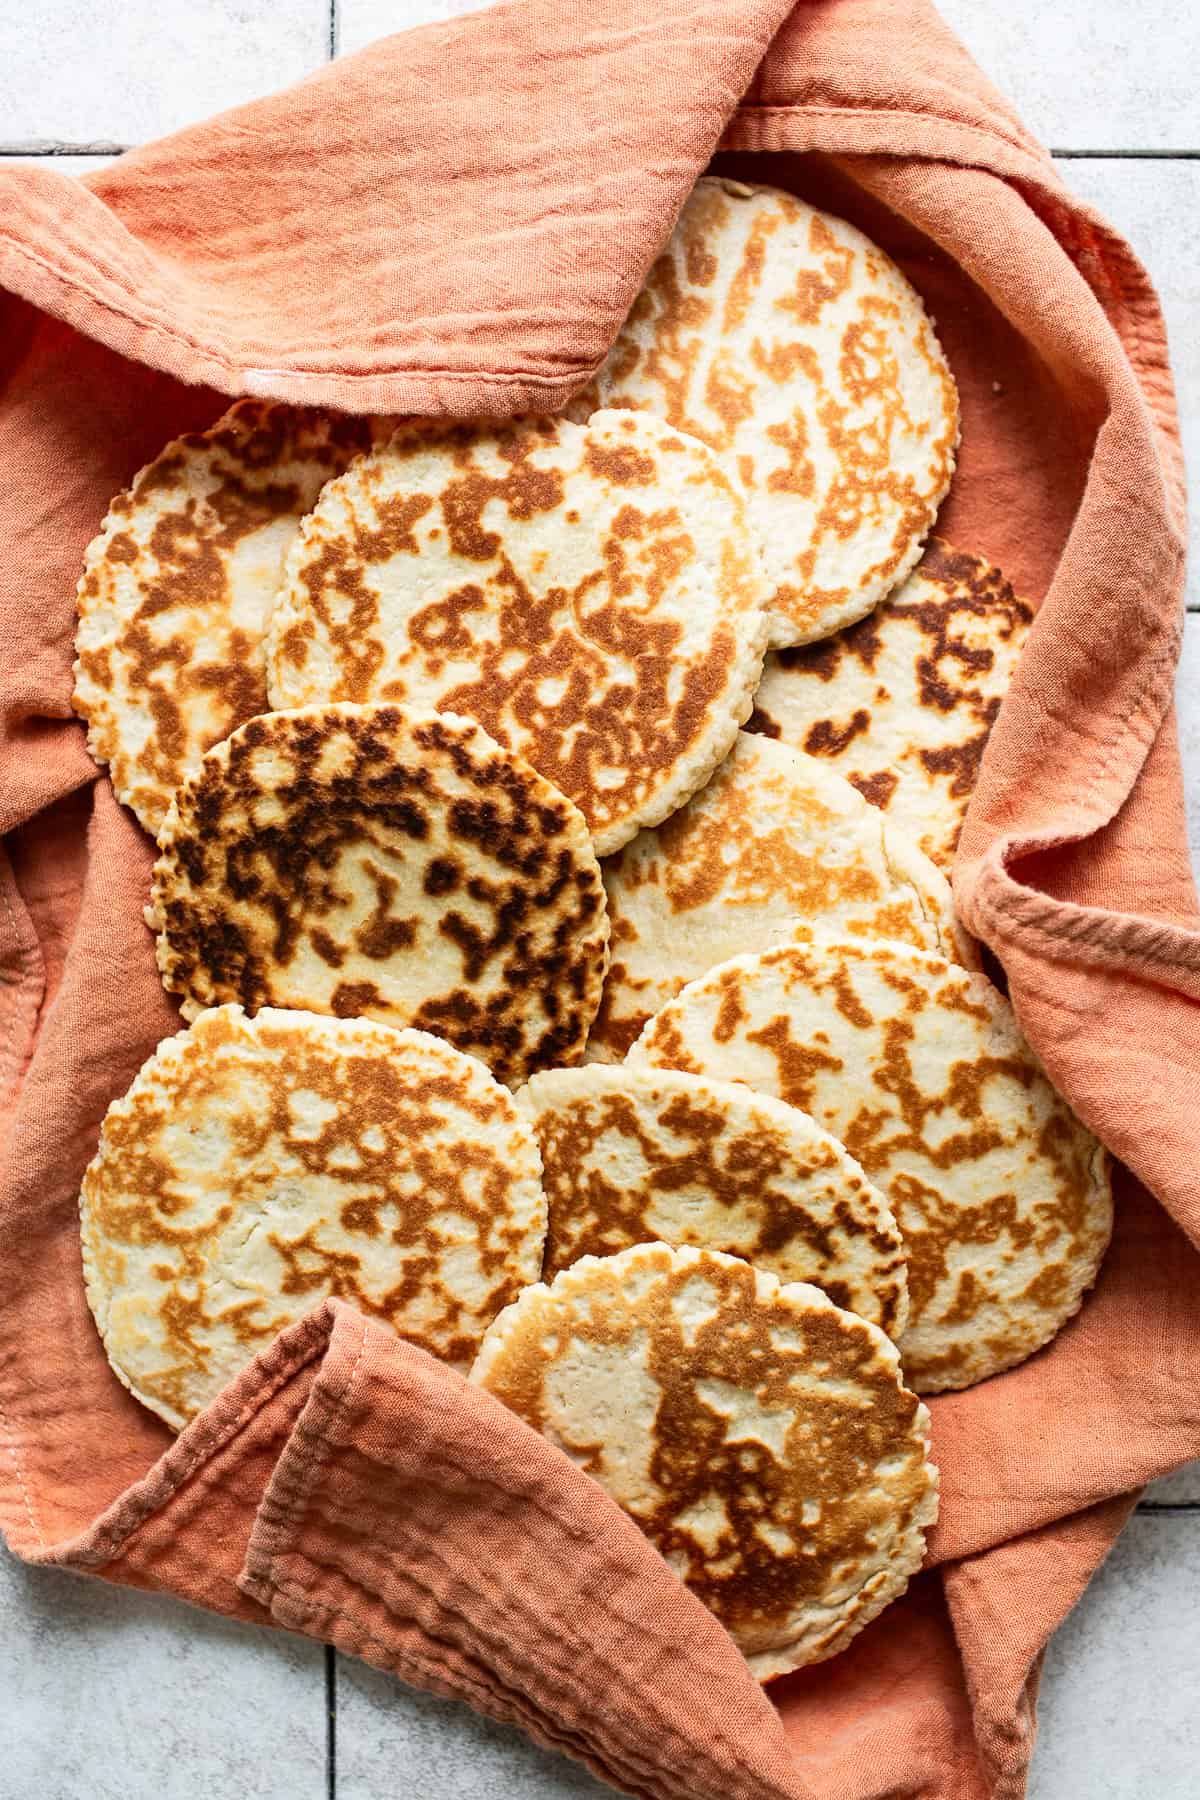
(937, 0, 1200, 151)
(0, 1542, 326, 1799)
(0, 0, 329, 147)
(2, 0, 1194, 156)
(1050, 158, 1200, 615)
(1143, 1462, 1200, 1505)
(336, 1655, 613, 1800)
(336, 0, 494, 61)
(1029, 1514, 1200, 1798)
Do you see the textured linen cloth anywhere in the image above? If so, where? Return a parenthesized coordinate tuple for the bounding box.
(0, 2, 1196, 1795)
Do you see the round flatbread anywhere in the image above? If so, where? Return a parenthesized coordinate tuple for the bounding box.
(73, 400, 382, 835)
(629, 939, 1112, 1393)
(750, 539, 1033, 868)
(81, 1005, 547, 1430)
(472, 1242, 936, 1678)
(569, 177, 959, 648)
(265, 409, 770, 855)
(148, 702, 610, 1086)
(589, 731, 975, 1059)
(516, 1064, 907, 1338)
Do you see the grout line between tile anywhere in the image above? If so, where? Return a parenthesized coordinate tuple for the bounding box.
(0, 142, 131, 157)
(3, 144, 1200, 163)
(326, 1646, 337, 1799)
(1052, 148, 1200, 159)
(1136, 1501, 1200, 1513)
(11, 148, 1200, 162)
(328, 0, 338, 61)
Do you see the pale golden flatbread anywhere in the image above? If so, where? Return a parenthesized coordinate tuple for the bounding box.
(148, 702, 609, 1085)
(589, 731, 975, 1059)
(81, 1005, 547, 1430)
(570, 177, 959, 648)
(629, 939, 1112, 1393)
(750, 539, 1033, 867)
(472, 1242, 937, 1678)
(73, 400, 381, 834)
(265, 409, 770, 855)
(517, 1064, 907, 1337)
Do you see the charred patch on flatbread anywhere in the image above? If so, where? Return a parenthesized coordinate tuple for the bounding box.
(631, 940, 1113, 1394)
(266, 411, 769, 856)
(80, 1008, 546, 1428)
(73, 400, 379, 834)
(474, 1244, 934, 1675)
(748, 539, 1034, 865)
(149, 704, 610, 1086)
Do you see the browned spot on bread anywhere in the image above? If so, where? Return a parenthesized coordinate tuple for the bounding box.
(523, 1069, 907, 1339)
(804, 709, 870, 756)
(849, 769, 899, 809)
(149, 704, 610, 1086)
(749, 539, 1033, 864)
(764, 411, 816, 499)
(474, 1245, 933, 1671)
(583, 440, 658, 487)
(80, 1007, 546, 1427)
(744, 706, 779, 739)
(745, 1014, 845, 1114)
(713, 973, 748, 1044)
(775, 213, 855, 327)
(332, 980, 383, 1017)
(631, 940, 1111, 1393)
(73, 401, 379, 834)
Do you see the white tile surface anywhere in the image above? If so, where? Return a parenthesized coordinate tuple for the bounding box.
(336, 1657, 611, 1799)
(936, 0, 1200, 151)
(0, 1543, 326, 1799)
(0, 0, 329, 146)
(1028, 1517, 1200, 1797)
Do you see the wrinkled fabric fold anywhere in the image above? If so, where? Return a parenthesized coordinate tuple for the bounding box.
(1, 2, 1197, 1796)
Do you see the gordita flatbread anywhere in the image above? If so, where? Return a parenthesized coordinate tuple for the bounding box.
(265, 409, 770, 855)
(589, 730, 975, 1059)
(570, 177, 958, 648)
(74, 400, 381, 833)
(517, 1063, 907, 1337)
(81, 1005, 547, 1429)
(148, 702, 609, 1085)
(750, 539, 1033, 867)
(472, 1242, 937, 1679)
(629, 939, 1112, 1393)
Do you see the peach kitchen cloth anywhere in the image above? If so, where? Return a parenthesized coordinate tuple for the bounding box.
(1, 1, 1197, 1795)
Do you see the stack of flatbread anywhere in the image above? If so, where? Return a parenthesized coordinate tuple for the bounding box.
(72, 176, 1111, 1680)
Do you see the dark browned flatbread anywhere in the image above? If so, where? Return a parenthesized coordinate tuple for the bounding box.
(148, 701, 610, 1085)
